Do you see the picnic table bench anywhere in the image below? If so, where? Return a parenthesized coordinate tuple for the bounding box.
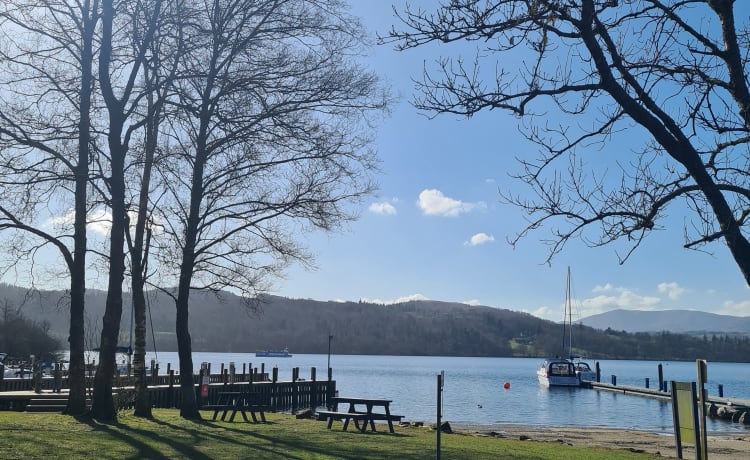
(318, 396, 402, 433)
(205, 391, 269, 423)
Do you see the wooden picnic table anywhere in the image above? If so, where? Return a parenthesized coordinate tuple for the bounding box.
(205, 391, 268, 423)
(317, 396, 402, 433)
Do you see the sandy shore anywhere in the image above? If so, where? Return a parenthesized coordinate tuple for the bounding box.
(452, 424, 750, 459)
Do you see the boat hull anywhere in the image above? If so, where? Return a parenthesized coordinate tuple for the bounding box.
(537, 358, 580, 387)
(255, 350, 292, 358)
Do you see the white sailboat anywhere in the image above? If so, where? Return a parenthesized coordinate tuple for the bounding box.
(537, 267, 596, 386)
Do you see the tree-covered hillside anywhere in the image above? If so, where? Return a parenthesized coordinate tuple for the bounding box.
(2, 284, 748, 362)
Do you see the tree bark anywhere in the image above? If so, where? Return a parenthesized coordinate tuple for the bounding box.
(90, 0, 127, 422)
(66, 0, 97, 417)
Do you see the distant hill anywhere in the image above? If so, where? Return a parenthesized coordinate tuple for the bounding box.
(580, 309, 750, 334)
(2, 283, 749, 361)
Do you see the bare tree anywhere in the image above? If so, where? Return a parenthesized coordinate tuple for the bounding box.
(153, 0, 388, 419)
(388, 1, 750, 282)
(123, 0, 183, 418)
(0, 0, 100, 415)
(91, 0, 163, 422)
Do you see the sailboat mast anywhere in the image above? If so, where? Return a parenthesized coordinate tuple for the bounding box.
(566, 267, 573, 357)
(564, 267, 572, 358)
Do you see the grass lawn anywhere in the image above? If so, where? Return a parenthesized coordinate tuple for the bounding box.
(0, 409, 660, 459)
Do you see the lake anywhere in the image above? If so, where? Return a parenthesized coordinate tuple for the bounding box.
(130, 352, 750, 434)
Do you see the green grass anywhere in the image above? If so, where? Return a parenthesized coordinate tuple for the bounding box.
(0, 409, 659, 459)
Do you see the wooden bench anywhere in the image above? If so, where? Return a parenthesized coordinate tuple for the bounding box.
(368, 413, 404, 423)
(206, 392, 269, 423)
(316, 410, 370, 431)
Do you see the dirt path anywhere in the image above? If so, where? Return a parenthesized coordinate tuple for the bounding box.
(453, 425, 750, 459)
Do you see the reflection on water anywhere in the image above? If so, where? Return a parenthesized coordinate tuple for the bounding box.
(114, 352, 750, 434)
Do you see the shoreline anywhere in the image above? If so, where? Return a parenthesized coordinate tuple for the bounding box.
(452, 424, 750, 459)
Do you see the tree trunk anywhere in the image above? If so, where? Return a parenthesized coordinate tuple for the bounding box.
(90, 0, 126, 422)
(131, 284, 151, 417)
(66, 0, 96, 416)
(130, 87, 159, 418)
(176, 284, 200, 420)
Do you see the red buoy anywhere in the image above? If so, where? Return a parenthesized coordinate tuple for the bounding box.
(503, 381, 510, 390)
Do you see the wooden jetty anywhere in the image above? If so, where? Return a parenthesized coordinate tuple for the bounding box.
(0, 365, 335, 414)
(585, 363, 750, 426)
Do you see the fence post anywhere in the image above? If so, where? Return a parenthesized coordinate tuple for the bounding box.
(272, 367, 278, 411)
(327, 367, 334, 409)
(310, 367, 317, 409)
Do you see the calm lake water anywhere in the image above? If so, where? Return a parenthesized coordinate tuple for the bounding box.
(133, 352, 750, 434)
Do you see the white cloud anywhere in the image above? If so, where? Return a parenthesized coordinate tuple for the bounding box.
(657, 282, 685, 300)
(580, 289, 660, 317)
(718, 300, 750, 317)
(363, 293, 430, 305)
(45, 208, 164, 237)
(592, 283, 614, 293)
(417, 189, 484, 217)
(46, 208, 112, 236)
(529, 306, 556, 321)
(369, 202, 397, 215)
(465, 233, 495, 246)
(463, 299, 481, 306)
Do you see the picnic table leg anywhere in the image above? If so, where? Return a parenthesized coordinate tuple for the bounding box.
(346, 403, 363, 432)
(385, 405, 395, 433)
(366, 404, 376, 432)
(326, 415, 335, 429)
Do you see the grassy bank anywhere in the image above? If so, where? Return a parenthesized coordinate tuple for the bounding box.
(0, 409, 659, 459)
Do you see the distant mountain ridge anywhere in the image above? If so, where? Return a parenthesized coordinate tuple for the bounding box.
(580, 309, 750, 334)
(2, 283, 749, 361)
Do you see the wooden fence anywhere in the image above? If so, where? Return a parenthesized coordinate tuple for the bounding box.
(0, 365, 336, 413)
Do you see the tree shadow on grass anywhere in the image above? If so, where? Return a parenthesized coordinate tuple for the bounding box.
(195, 418, 414, 460)
(76, 415, 211, 460)
(152, 418, 317, 460)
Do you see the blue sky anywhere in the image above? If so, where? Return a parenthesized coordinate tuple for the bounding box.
(3, 1, 748, 324)
(275, 1, 750, 321)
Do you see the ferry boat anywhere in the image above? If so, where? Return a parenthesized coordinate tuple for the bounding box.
(255, 348, 292, 358)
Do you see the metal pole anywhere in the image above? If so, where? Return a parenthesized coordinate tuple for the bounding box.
(437, 370, 444, 460)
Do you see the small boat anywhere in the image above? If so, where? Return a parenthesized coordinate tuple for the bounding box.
(255, 348, 292, 358)
(536, 357, 579, 387)
(1, 354, 33, 379)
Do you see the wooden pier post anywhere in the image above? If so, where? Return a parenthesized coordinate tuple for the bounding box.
(272, 367, 278, 411)
(168, 370, 175, 407)
(327, 367, 334, 409)
(658, 364, 664, 391)
(310, 367, 317, 409)
(595, 362, 601, 383)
